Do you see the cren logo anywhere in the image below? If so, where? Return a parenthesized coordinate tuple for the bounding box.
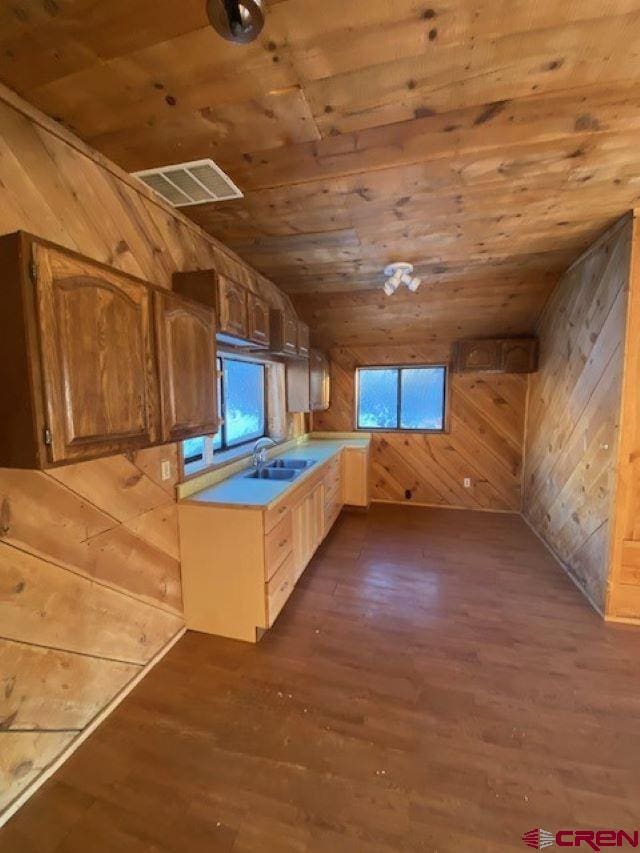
(522, 829, 555, 850)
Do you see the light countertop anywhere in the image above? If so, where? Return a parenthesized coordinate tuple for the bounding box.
(180, 438, 370, 510)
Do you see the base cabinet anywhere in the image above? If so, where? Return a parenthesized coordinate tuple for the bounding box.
(179, 444, 369, 642)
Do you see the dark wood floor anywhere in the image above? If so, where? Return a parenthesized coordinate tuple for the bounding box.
(3, 505, 640, 852)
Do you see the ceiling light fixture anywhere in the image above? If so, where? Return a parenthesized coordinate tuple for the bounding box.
(382, 262, 422, 295)
(206, 0, 265, 44)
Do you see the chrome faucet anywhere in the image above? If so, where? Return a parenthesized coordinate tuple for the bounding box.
(252, 436, 277, 471)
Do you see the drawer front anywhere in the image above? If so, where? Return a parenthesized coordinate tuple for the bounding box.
(265, 497, 293, 534)
(266, 552, 295, 627)
(265, 512, 293, 579)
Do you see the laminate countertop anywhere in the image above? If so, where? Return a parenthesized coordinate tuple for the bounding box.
(179, 438, 370, 510)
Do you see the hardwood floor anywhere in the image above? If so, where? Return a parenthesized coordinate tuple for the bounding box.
(3, 505, 640, 852)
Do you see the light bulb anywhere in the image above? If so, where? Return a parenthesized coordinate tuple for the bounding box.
(383, 280, 396, 296)
(407, 276, 421, 292)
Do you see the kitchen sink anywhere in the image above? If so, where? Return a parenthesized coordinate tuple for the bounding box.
(245, 467, 299, 481)
(267, 458, 314, 470)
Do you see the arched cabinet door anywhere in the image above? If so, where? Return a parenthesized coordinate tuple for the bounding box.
(154, 291, 218, 442)
(218, 275, 248, 339)
(34, 243, 158, 463)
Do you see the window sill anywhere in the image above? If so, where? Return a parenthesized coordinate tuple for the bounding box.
(180, 437, 287, 484)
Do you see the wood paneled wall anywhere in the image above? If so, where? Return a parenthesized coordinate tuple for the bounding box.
(523, 216, 632, 613)
(0, 84, 302, 820)
(313, 345, 527, 513)
(608, 212, 640, 621)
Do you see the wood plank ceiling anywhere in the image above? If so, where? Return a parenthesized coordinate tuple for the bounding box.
(1, 0, 640, 345)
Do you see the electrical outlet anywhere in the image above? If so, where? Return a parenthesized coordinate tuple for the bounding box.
(161, 460, 172, 481)
(463, 477, 472, 489)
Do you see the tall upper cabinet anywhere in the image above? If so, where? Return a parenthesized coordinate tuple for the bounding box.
(154, 290, 218, 443)
(0, 232, 217, 469)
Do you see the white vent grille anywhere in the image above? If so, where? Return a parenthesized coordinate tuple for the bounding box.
(132, 159, 243, 207)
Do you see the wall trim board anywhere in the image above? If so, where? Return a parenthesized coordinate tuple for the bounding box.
(0, 626, 186, 829)
(520, 514, 605, 619)
(371, 499, 519, 515)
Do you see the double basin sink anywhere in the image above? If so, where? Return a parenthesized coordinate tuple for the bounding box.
(245, 458, 315, 481)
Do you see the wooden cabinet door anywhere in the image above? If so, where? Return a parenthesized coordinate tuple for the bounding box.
(500, 338, 539, 373)
(310, 349, 330, 411)
(247, 291, 270, 347)
(283, 312, 299, 354)
(286, 359, 310, 413)
(456, 339, 501, 372)
(155, 291, 218, 442)
(217, 275, 248, 339)
(34, 243, 157, 463)
(297, 322, 310, 357)
(342, 448, 370, 507)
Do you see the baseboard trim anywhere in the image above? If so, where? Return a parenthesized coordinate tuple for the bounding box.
(0, 626, 186, 828)
(520, 515, 605, 618)
(371, 499, 518, 515)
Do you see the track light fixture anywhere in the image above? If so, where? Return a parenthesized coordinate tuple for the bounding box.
(382, 263, 421, 295)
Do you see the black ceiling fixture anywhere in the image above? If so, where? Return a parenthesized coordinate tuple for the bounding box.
(206, 0, 265, 44)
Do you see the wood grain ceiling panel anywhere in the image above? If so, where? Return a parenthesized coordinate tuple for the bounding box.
(1, 0, 640, 343)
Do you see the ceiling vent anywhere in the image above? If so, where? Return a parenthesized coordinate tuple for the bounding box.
(131, 159, 243, 207)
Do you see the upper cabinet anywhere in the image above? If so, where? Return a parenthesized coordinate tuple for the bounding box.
(309, 349, 330, 411)
(154, 291, 218, 443)
(0, 232, 219, 469)
(297, 322, 310, 358)
(0, 233, 159, 468)
(455, 337, 538, 374)
(270, 308, 302, 357)
(217, 275, 248, 341)
(247, 291, 270, 348)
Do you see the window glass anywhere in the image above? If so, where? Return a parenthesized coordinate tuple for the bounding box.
(181, 356, 267, 476)
(222, 359, 266, 448)
(357, 369, 398, 429)
(400, 367, 446, 430)
(356, 366, 446, 431)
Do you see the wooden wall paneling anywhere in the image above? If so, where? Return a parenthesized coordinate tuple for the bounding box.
(523, 215, 632, 612)
(0, 640, 139, 731)
(48, 456, 175, 523)
(0, 542, 183, 663)
(607, 212, 640, 619)
(0, 732, 76, 814)
(314, 345, 526, 512)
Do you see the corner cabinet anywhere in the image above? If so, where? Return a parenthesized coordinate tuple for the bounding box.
(0, 232, 218, 469)
(154, 291, 218, 442)
(455, 337, 538, 373)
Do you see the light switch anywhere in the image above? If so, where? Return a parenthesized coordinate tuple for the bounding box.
(161, 460, 172, 481)
(463, 477, 472, 488)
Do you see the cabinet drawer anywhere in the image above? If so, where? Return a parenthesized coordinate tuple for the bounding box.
(266, 552, 295, 627)
(264, 497, 294, 534)
(265, 512, 293, 579)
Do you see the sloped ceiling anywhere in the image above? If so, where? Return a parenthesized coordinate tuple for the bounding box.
(1, 0, 640, 344)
